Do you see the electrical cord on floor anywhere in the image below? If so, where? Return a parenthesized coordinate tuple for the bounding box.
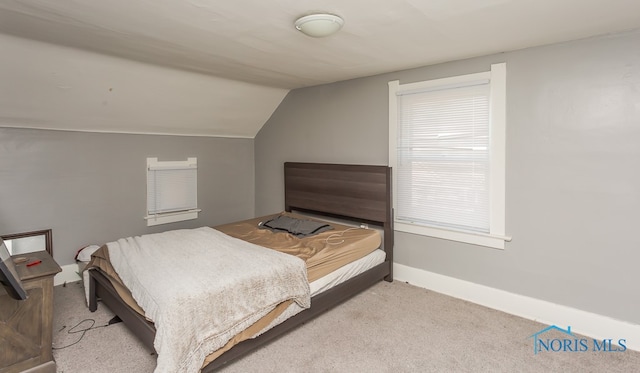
(52, 318, 109, 350)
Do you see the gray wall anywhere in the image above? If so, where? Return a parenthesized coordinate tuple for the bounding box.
(255, 30, 640, 324)
(0, 128, 255, 266)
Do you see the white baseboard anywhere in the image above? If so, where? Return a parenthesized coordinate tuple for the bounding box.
(394, 263, 640, 352)
(54, 263, 82, 286)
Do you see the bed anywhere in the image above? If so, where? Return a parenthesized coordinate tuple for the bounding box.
(86, 162, 394, 372)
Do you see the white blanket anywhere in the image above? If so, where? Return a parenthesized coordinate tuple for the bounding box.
(107, 227, 310, 373)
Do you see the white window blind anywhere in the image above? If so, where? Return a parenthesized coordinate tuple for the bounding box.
(146, 157, 199, 226)
(389, 63, 510, 249)
(396, 82, 490, 233)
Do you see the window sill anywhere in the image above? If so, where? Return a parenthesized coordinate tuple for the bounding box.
(145, 209, 200, 226)
(395, 221, 510, 250)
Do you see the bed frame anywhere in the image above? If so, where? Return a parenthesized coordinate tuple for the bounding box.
(88, 162, 393, 371)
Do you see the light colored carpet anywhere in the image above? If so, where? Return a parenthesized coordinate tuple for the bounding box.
(52, 281, 639, 372)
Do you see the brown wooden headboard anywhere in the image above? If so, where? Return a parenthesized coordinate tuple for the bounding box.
(284, 162, 393, 279)
(284, 162, 391, 223)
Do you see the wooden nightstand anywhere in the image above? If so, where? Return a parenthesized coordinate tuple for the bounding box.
(0, 251, 61, 373)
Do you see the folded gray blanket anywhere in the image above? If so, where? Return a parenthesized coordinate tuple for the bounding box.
(107, 227, 310, 373)
(260, 215, 333, 237)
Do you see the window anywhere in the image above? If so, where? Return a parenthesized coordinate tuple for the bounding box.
(145, 157, 199, 226)
(389, 63, 509, 249)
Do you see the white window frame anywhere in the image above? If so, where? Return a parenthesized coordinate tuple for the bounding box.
(389, 63, 510, 249)
(145, 157, 200, 226)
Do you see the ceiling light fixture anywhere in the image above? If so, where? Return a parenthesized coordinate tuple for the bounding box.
(294, 13, 344, 38)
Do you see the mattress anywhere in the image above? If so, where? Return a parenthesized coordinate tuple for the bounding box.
(82, 213, 385, 368)
(214, 212, 382, 282)
(84, 213, 382, 310)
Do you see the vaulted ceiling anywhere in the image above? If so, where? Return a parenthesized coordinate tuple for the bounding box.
(2, 0, 640, 136)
